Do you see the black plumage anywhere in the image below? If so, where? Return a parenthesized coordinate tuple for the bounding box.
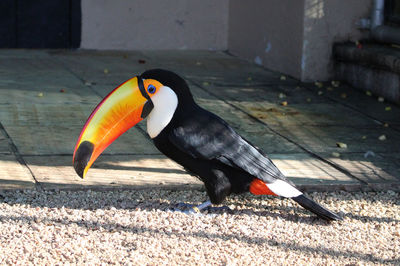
(141, 69, 342, 221)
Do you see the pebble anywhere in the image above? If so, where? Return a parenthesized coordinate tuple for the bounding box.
(378, 135, 386, 141)
(336, 142, 347, 149)
(331, 81, 340, 87)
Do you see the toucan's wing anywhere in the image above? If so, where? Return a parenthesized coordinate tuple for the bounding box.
(168, 108, 288, 184)
(168, 108, 343, 221)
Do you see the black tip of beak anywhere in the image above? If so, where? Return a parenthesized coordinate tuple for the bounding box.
(73, 141, 94, 178)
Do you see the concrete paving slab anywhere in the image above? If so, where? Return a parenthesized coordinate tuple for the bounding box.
(0, 134, 11, 154)
(195, 84, 377, 127)
(2, 125, 158, 156)
(0, 84, 99, 105)
(0, 58, 83, 88)
(235, 101, 376, 127)
(142, 50, 298, 86)
(0, 102, 97, 127)
(0, 49, 50, 59)
(326, 153, 400, 189)
(0, 155, 35, 190)
(23, 153, 358, 192)
(305, 83, 400, 127)
(195, 97, 303, 154)
(0, 103, 96, 126)
(25, 155, 202, 190)
(51, 50, 147, 86)
(269, 153, 360, 190)
(198, 84, 331, 105)
(274, 125, 400, 154)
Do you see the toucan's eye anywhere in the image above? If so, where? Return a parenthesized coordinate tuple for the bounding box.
(147, 84, 156, 94)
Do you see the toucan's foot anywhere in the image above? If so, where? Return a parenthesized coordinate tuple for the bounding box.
(169, 201, 232, 214)
(169, 201, 212, 214)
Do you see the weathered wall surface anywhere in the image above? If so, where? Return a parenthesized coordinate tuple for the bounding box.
(228, 0, 305, 79)
(228, 0, 372, 81)
(81, 0, 229, 50)
(80, 0, 374, 81)
(301, 0, 373, 81)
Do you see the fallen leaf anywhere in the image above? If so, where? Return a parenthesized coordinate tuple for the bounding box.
(331, 80, 340, 87)
(383, 123, 389, 127)
(103, 68, 109, 74)
(59, 89, 65, 93)
(315, 82, 323, 88)
(280, 101, 288, 106)
(336, 142, 347, 149)
(366, 91, 372, 96)
(361, 135, 367, 140)
(385, 106, 392, 111)
(340, 93, 347, 99)
(332, 152, 340, 158)
(37, 92, 44, 97)
(202, 82, 210, 86)
(378, 135, 386, 141)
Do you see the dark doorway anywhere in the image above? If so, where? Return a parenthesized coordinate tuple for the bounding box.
(0, 0, 81, 48)
(386, 0, 400, 26)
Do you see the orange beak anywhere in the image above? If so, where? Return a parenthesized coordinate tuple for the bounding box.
(73, 76, 157, 178)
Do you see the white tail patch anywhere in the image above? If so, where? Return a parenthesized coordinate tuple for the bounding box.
(267, 180, 302, 198)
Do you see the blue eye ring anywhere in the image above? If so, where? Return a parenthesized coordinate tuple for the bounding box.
(147, 84, 156, 94)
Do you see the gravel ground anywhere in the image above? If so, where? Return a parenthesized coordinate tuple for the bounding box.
(0, 189, 399, 265)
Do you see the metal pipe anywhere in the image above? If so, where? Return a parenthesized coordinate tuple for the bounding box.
(371, 0, 385, 28)
(369, 0, 400, 45)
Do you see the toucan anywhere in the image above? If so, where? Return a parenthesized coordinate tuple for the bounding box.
(73, 69, 342, 221)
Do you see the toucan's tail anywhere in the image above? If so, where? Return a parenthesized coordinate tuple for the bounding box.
(292, 194, 343, 221)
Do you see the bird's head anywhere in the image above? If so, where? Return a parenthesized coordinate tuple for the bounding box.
(73, 69, 192, 178)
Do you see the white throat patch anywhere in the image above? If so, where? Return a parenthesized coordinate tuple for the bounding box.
(146, 86, 178, 139)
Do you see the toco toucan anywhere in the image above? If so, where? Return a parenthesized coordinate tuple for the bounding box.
(73, 69, 342, 221)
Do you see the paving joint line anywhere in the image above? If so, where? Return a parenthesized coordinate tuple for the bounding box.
(50, 55, 104, 99)
(301, 84, 400, 134)
(0, 122, 42, 189)
(189, 79, 372, 189)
